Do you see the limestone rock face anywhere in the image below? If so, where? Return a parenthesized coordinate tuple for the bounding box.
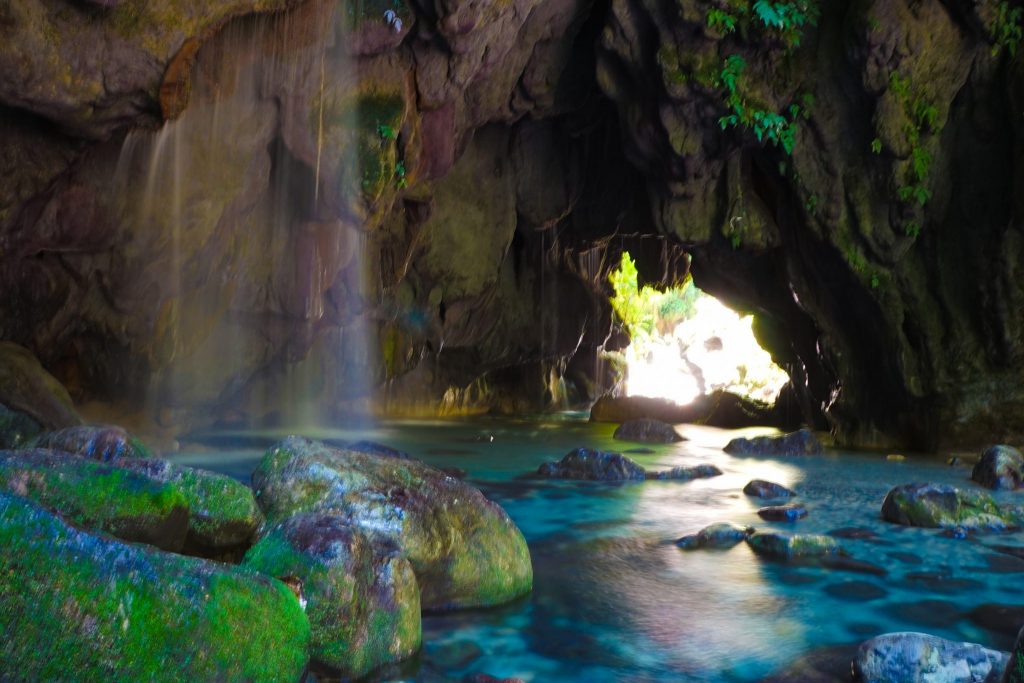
(243, 512, 421, 678)
(252, 436, 533, 611)
(853, 632, 1008, 683)
(0, 493, 310, 681)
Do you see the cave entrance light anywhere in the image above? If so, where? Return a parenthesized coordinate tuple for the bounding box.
(608, 252, 789, 406)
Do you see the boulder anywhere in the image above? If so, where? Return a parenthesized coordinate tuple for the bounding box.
(243, 513, 420, 678)
(613, 419, 684, 444)
(676, 522, 754, 550)
(746, 532, 841, 560)
(973, 445, 1024, 491)
(853, 632, 1007, 683)
(881, 483, 1015, 531)
(538, 448, 647, 481)
(647, 464, 723, 481)
(115, 458, 263, 557)
(252, 436, 532, 611)
(724, 429, 823, 456)
(0, 493, 310, 680)
(0, 342, 81, 431)
(33, 424, 153, 461)
(757, 504, 808, 522)
(0, 449, 189, 551)
(0, 404, 42, 449)
(744, 479, 795, 499)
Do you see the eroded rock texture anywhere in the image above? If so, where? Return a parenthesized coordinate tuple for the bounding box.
(1, 0, 1023, 450)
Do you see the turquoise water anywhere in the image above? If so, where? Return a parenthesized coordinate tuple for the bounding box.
(172, 415, 1024, 681)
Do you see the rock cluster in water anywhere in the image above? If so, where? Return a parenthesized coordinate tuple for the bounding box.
(0, 424, 533, 679)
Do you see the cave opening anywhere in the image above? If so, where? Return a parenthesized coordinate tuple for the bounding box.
(607, 251, 789, 408)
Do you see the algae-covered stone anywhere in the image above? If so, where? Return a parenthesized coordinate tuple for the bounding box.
(253, 436, 532, 611)
(746, 532, 841, 559)
(243, 513, 421, 677)
(116, 458, 263, 555)
(853, 632, 1007, 683)
(676, 522, 753, 550)
(613, 419, 684, 444)
(881, 482, 1015, 531)
(647, 464, 722, 481)
(0, 449, 189, 551)
(973, 445, 1024, 491)
(724, 429, 823, 456)
(0, 493, 310, 681)
(537, 448, 647, 481)
(33, 424, 153, 461)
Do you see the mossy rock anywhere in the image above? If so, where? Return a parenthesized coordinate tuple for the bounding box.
(746, 532, 841, 559)
(116, 458, 264, 557)
(613, 418, 684, 444)
(0, 403, 42, 449)
(853, 632, 1008, 683)
(33, 424, 153, 461)
(881, 482, 1015, 531)
(972, 445, 1024, 491)
(724, 429, 823, 456)
(243, 513, 421, 677)
(676, 522, 754, 550)
(0, 342, 80, 430)
(537, 448, 647, 481)
(0, 493, 310, 680)
(252, 436, 533, 611)
(0, 449, 189, 551)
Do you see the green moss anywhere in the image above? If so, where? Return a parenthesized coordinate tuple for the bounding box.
(0, 457, 187, 541)
(0, 493, 309, 680)
(166, 466, 262, 544)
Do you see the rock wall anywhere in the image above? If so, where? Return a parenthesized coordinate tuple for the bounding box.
(1, 0, 1022, 450)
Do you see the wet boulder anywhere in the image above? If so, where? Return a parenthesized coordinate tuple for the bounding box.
(757, 504, 808, 522)
(724, 429, 823, 456)
(115, 458, 263, 557)
(676, 522, 754, 550)
(881, 483, 1015, 531)
(33, 424, 153, 461)
(746, 532, 841, 559)
(538, 448, 646, 481)
(744, 479, 795, 499)
(243, 513, 420, 678)
(0, 493, 310, 680)
(973, 445, 1024, 491)
(253, 436, 532, 611)
(0, 449, 189, 551)
(0, 342, 81, 448)
(648, 464, 722, 481)
(613, 419, 684, 444)
(853, 632, 1007, 683)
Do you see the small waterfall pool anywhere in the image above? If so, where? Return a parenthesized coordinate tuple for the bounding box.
(172, 415, 1023, 682)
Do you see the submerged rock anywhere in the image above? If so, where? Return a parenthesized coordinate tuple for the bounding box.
(538, 448, 646, 481)
(853, 632, 1007, 683)
(613, 419, 683, 444)
(253, 436, 532, 611)
(757, 504, 808, 522)
(0, 449, 189, 551)
(243, 513, 420, 678)
(33, 424, 153, 461)
(676, 522, 754, 550)
(881, 483, 1015, 531)
(973, 445, 1024, 491)
(647, 464, 722, 481)
(0, 493, 310, 680)
(744, 479, 795, 499)
(724, 429, 823, 457)
(746, 532, 840, 559)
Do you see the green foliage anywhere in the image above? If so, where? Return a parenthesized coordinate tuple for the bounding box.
(707, 8, 739, 33)
(870, 137, 882, 154)
(884, 71, 938, 224)
(609, 252, 698, 339)
(377, 123, 397, 140)
(991, 1, 1023, 57)
(395, 160, 408, 188)
(904, 221, 921, 238)
(716, 55, 800, 154)
(751, 0, 820, 48)
(804, 193, 818, 215)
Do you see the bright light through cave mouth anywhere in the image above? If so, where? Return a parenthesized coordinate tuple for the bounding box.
(607, 252, 789, 406)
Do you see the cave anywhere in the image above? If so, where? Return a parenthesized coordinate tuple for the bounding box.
(2, 0, 1024, 681)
